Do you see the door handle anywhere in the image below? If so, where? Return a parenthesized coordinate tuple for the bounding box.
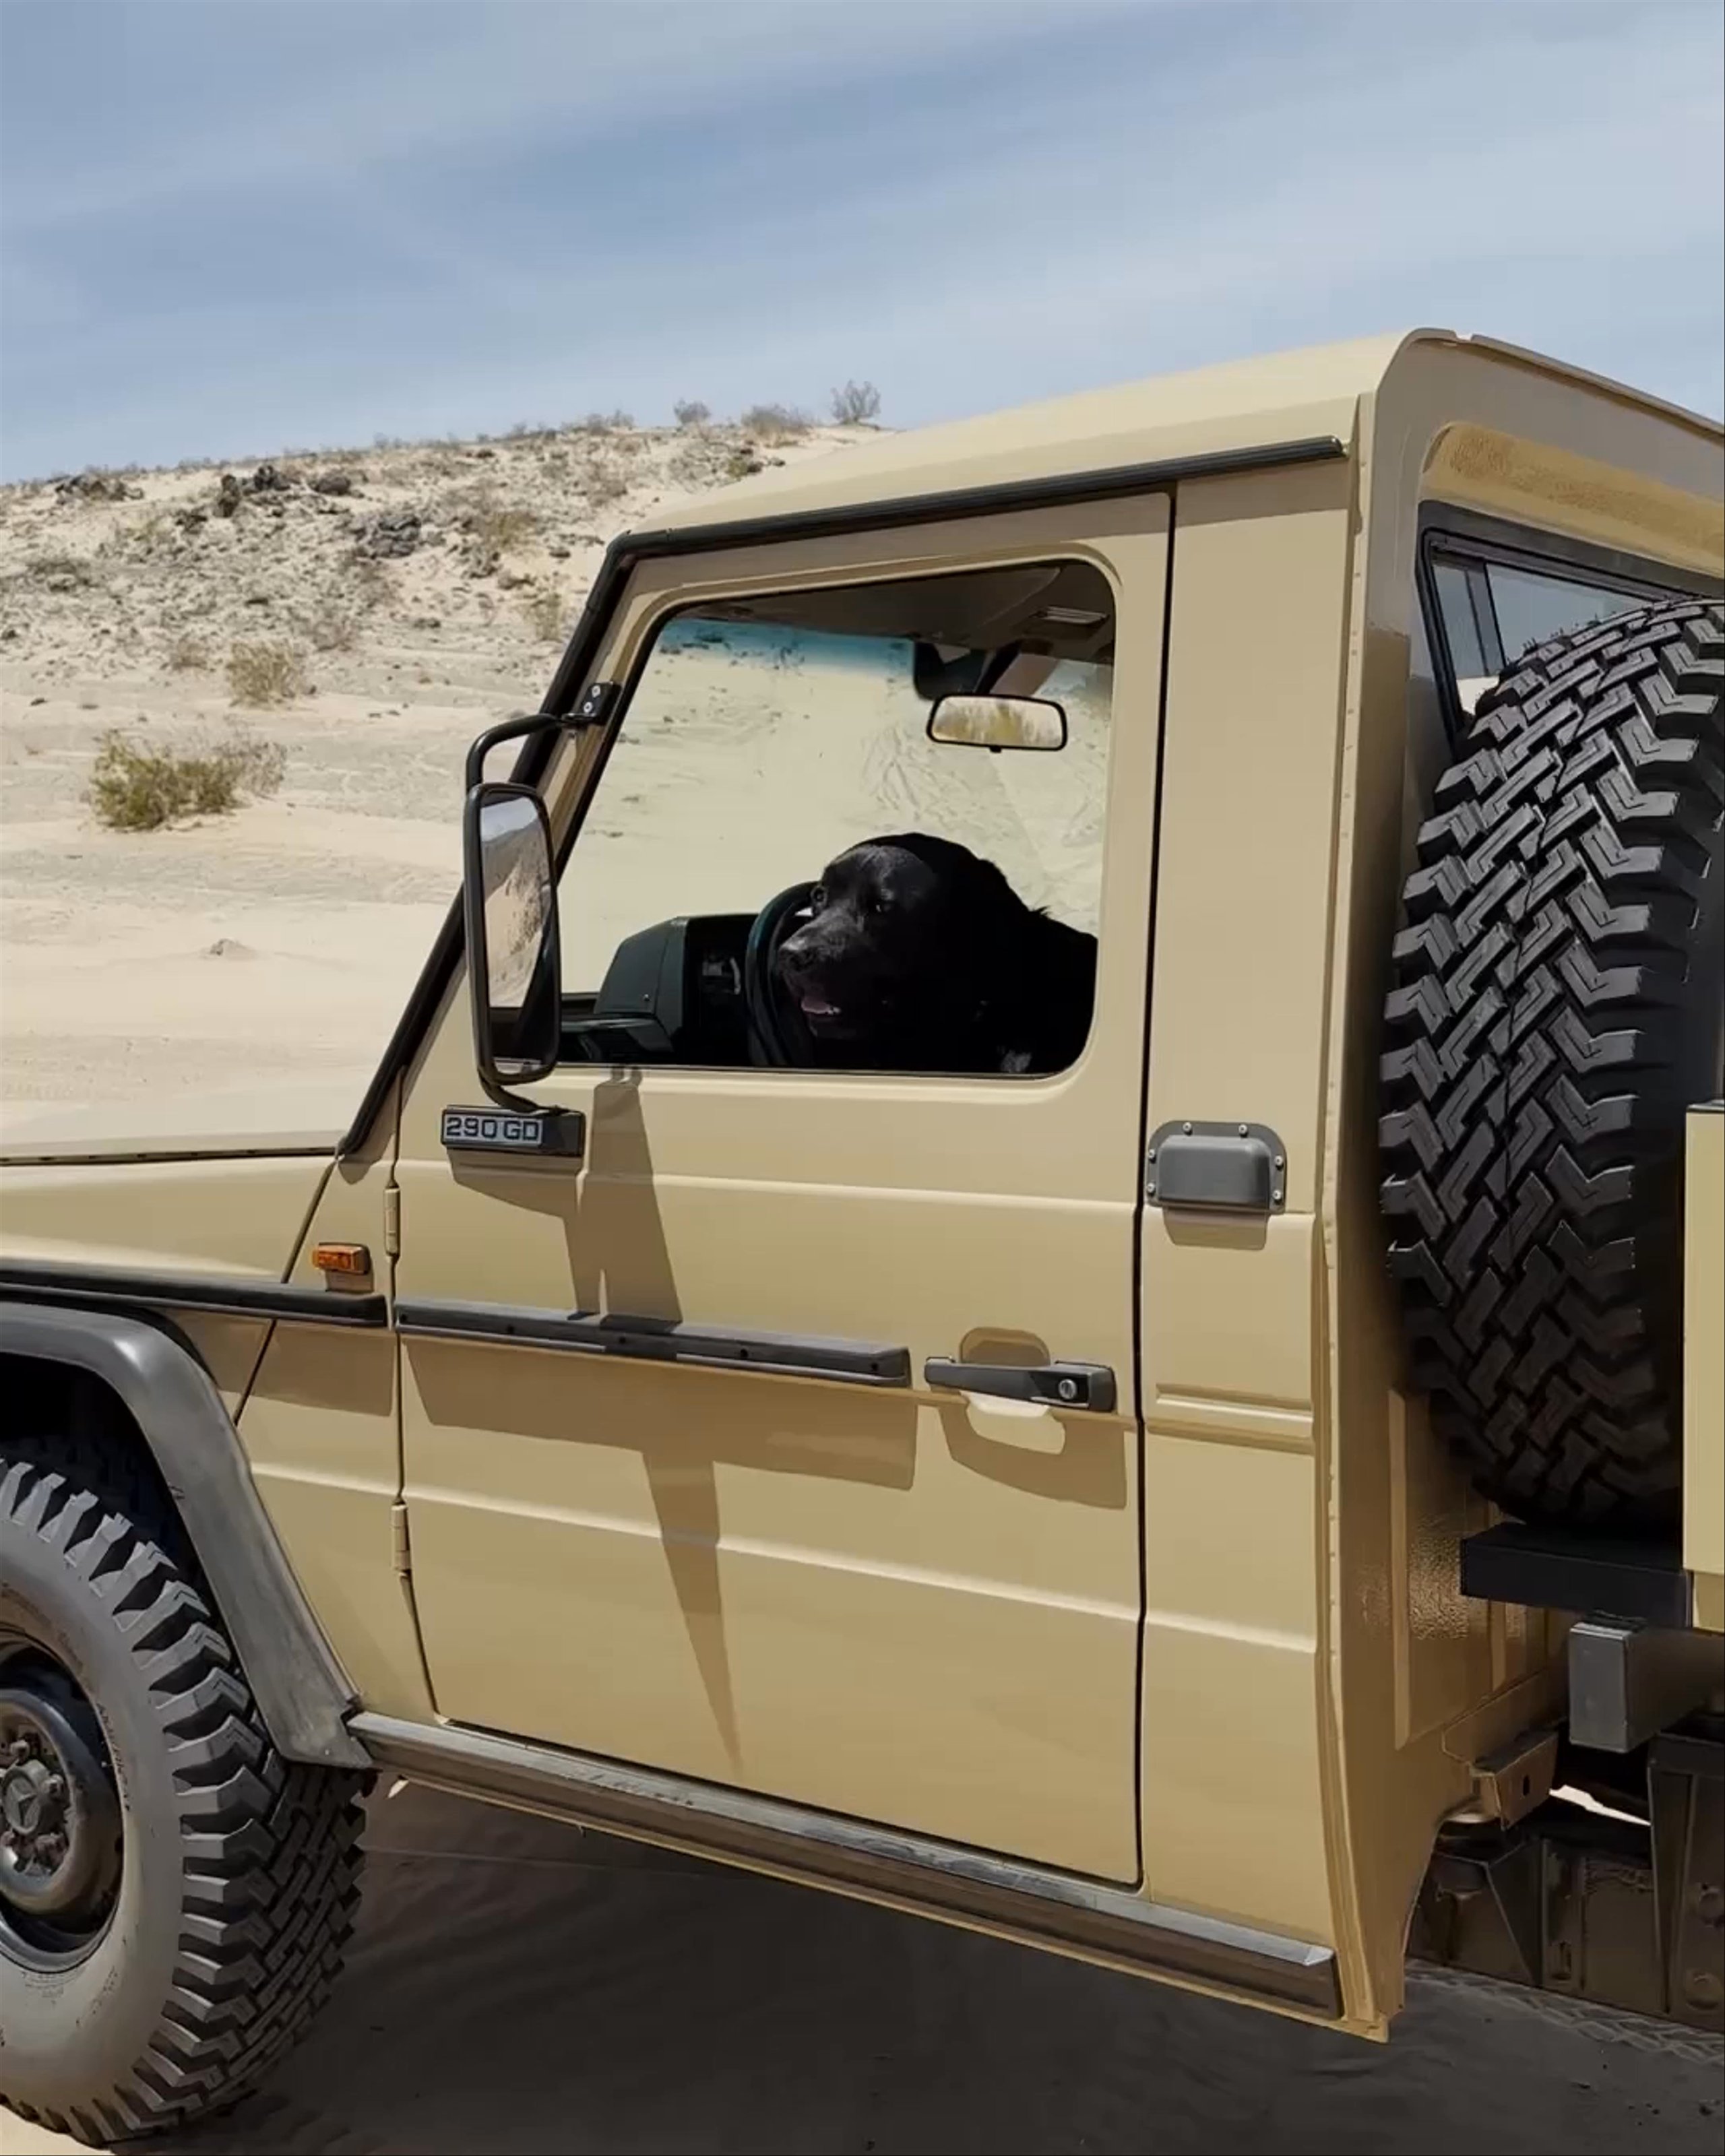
(924, 1359, 1116, 1414)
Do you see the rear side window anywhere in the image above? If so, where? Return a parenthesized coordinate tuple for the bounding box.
(1428, 543, 1658, 716)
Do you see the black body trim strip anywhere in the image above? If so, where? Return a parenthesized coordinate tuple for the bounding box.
(1460, 1521, 1693, 1629)
(336, 435, 1348, 1159)
(619, 437, 1346, 558)
(352, 1712, 1341, 2016)
(395, 1297, 910, 1386)
(0, 1259, 388, 1329)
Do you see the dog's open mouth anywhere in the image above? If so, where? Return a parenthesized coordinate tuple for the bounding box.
(799, 994, 843, 1022)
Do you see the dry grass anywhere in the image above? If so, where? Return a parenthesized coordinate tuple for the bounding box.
(577, 451, 629, 506)
(464, 493, 540, 552)
(165, 631, 211, 672)
(350, 556, 393, 612)
(226, 639, 308, 706)
(89, 726, 286, 831)
(110, 509, 175, 558)
(304, 604, 361, 654)
(667, 438, 722, 488)
(740, 402, 811, 444)
(28, 551, 99, 590)
(521, 584, 566, 642)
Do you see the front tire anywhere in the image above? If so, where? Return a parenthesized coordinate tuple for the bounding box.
(0, 1433, 365, 2145)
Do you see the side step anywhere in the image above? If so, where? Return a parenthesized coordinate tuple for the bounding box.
(350, 1711, 1339, 2019)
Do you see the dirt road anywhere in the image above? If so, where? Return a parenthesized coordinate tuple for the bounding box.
(5, 1783, 1720, 2156)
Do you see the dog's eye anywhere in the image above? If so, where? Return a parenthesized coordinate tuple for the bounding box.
(809, 885, 827, 910)
(867, 896, 889, 916)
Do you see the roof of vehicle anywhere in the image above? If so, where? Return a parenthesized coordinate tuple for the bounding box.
(641, 329, 1724, 537)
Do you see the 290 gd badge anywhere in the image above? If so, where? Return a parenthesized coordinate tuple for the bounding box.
(439, 1106, 585, 1157)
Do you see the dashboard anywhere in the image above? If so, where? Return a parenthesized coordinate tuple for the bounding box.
(559, 913, 757, 1067)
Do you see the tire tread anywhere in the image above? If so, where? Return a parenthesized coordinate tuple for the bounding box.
(1380, 597, 1724, 1525)
(0, 1430, 365, 2142)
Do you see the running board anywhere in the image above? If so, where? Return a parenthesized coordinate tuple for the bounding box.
(352, 1712, 1340, 2018)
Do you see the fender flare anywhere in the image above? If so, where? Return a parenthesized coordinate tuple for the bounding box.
(0, 1301, 369, 1769)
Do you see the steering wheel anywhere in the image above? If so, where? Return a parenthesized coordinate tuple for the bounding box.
(743, 881, 818, 1067)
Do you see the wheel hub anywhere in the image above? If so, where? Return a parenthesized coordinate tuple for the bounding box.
(4, 1748, 68, 1836)
(0, 1659, 122, 1961)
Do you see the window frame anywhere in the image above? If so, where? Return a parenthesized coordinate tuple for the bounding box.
(1415, 503, 1723, 747)
(545, 552, 1121, 1078)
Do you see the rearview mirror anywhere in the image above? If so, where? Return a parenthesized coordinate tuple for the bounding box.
(927, 693, 1067, 753)
(462, 781, 561, 1087)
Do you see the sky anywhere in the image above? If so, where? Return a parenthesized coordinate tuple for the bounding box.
(2, 0, 1722, 478)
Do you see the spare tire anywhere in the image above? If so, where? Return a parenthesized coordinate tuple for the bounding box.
(1381, 596, 1724, 1529)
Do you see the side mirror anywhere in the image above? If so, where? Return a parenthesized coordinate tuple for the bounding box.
(462, 781, 561, 1088)
(927, 692, 1067, 753)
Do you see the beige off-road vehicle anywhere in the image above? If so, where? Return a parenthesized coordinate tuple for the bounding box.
(2, 330, 1721, 2143)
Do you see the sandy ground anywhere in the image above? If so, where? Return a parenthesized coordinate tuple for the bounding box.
(3, 1782, 1722, 2156)
(0, 417, 869, 1122)
(0, 415, 1113, 1131)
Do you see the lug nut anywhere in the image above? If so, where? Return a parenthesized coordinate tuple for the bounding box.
(7, 1737, 30, 1763)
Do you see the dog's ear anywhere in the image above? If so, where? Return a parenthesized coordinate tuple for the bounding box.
(959, 852, 1029, 928)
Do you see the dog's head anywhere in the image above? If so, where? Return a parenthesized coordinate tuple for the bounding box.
(774, 833, 1022, 1045)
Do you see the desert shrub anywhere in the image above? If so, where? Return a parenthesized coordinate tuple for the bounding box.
(672, 399, 712, 429)
(350, 556, 392, 612)
(89, 727, 285, 831)
(522, 584, 565, 641)
(829, 379, 882, 424)
(464, 493, 540, 552)
(740, 402, 811, 443)
(226, 638, 308, 705)
(577, 452, 629, 505)
(115, 509, 174, 557)
(667, 438, 723, 488)
(573, 408, 634, 433)
(165, 631, 210, 672)
(305, 605, 360, 653)
(28, 551, 98, 590)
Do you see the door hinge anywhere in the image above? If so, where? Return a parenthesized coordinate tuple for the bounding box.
(383, 1183, 401, 1258)
(391, 1501, 411, 1577)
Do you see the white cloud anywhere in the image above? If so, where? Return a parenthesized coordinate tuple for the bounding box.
(2, 1, 1719, 474)
(3, 3, 1122, 231)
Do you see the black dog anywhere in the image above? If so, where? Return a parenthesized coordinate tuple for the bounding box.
(774, 833, 1096, 1075)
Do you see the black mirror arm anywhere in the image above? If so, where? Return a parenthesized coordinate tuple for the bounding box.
(464, 710, 566, 794)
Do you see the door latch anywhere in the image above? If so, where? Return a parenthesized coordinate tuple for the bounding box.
(1146, 1120, 1287, 1212)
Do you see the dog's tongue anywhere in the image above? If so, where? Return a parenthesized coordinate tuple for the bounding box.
(800, 994, 841, 1018)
